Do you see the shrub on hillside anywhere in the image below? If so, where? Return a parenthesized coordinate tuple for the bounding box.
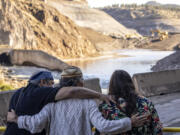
(0, 80, 14, 91)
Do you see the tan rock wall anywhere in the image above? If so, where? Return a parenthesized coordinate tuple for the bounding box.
(0, 0, 98, 59)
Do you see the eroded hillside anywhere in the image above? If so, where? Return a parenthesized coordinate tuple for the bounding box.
(102, 5, 180, 36)
(46, 0, 141, 38)
(0, 0, 98, 59)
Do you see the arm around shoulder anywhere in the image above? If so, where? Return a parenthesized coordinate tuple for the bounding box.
(88, 100, 132, 134)
(55, 87, 102, 101)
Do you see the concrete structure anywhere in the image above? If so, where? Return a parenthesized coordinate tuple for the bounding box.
(0, 91, 15, 126)
(133, 69, 180, 97)
(0, 50, 69, 71)
(84, 78, 102, 93)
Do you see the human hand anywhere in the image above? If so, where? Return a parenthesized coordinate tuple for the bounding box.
(99, 94, 116, 105)
(144, 111, 152, 123)
(7, 109, 18, 123)
(131, 113, 149, 127)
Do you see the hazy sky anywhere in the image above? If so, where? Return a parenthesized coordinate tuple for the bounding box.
(87, 0, 180, 7)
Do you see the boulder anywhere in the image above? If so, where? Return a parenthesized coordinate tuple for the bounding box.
(0, 49, 69, 71)
(151, 51, 180, 72)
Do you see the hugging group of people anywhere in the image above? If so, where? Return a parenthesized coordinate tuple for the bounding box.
(4, 66, 163, 135)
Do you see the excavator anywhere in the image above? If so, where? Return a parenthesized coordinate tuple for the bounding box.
(150, 29, 168, 41)
(125, 33, 142, 40)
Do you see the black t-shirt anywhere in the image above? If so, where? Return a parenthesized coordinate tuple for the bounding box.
(4, 84, 60, 135)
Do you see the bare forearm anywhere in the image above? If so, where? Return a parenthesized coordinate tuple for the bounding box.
(55, 87, 101, 101)
(71, 87, 101, 99)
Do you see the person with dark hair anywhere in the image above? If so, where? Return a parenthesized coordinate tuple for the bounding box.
(96, 70, 163, 135)
(4, 69, 114, 135)
(7, 67, 148, 135)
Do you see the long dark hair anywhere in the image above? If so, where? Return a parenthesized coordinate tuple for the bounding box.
(109, 70, 137, 117)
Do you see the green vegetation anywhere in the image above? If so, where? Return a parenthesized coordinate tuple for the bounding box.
(0, 80, 14, 91)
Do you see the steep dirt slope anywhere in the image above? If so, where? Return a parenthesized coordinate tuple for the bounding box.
(102, 6, 180, 36)
(0, 0, 98, 59)
(46, 0, 141, 38)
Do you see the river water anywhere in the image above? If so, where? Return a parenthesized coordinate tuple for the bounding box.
(6, 49, 174, 88)
(66, 49, 174, 88)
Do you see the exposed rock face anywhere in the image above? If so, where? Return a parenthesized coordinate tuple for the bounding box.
(0, 0, 97, 59)
(151, 51, 180, 71)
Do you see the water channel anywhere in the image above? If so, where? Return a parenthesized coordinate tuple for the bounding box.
(6, 49, 174, 89)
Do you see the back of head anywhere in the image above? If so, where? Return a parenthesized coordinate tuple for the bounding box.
(29, 71, 53, 85)
(109, 70, 135, 96)
(60, 66, 83, 87)
(109, 70, 137, 116)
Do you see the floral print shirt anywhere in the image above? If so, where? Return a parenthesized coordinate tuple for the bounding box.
(95, 96, 162, 135)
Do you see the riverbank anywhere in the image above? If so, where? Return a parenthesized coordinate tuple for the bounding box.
(0, 49, 174, 90)
(63, 50, 129, 62)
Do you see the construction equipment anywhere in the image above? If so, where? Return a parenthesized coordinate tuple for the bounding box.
(125, 33, 142, 40)
(151, 29, 168, 41)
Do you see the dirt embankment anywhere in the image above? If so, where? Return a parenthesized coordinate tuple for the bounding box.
(46, 0, 141, 39)
(0, 0, 98, 59)
(99, 5, 180, 51)
(44, 0, 145, 52)
(101, 5, 180, 36)
(135, 34, 180, 51)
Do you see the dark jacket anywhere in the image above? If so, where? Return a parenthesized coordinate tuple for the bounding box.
(4, 84, 60, 135)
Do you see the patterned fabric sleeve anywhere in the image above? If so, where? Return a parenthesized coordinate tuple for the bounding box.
(99, 102, 127, 120)
(147, 100, 162, 135)
(89, 100, 131, 134)
(94, 102, 128, 135)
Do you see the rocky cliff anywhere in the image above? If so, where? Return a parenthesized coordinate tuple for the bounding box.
(0, 0, 98, 59)
(152, 51, 180, 72)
